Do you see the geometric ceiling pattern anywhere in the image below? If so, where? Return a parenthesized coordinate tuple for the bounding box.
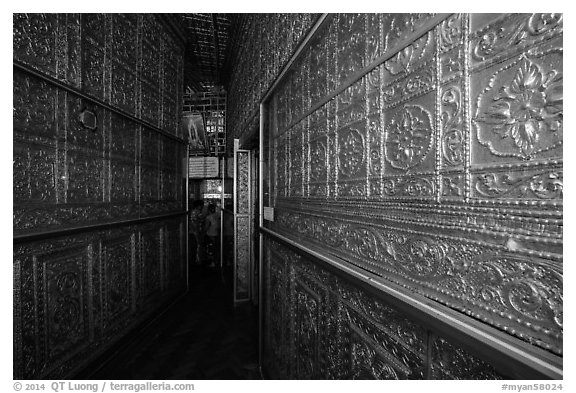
(180, 13, 233, 92)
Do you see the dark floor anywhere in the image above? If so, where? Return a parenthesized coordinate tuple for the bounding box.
(88, 264, 261, 380)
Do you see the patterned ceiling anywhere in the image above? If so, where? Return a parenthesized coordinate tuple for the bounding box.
(181, 13, 234, 92)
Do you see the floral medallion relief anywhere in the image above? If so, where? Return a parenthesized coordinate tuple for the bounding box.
(384, 104, 434, 172)
(473, 54, 562, 162)
(338, 128, 365, 179)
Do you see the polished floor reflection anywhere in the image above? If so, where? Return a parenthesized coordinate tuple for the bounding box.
(88, 265, 260, 380)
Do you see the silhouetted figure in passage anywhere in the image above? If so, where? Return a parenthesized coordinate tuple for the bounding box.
(205, 203, 221, 268)
(222, 210, 234, 267)
(189, 199, 205, 265)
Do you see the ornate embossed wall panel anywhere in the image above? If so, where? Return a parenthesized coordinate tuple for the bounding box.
(13, 218, 186, 379)
(337, 14, 366, 85)
(161, 138, 184, 208)
(14, 14, 186, 379)
(289, 121, 305, 198)
(163, 218, 186, 288)
(336, 79, 368, 199)
(109, 113, 138, 211)
(233, 13, 563, 379)
(13, 14, 62, 80)
(140, 127, 161, 215)
(110, 14, 139, 115)
(14, 235, 93, 379)
(438, 15, 466, 203)
(307, 105, 329, 199)
(262, 239, 504, 379)
(336, 280, 428, 379)
(140, 15, 162, 127)
(66, 97, 106, 205)
(100, 233, 135, 337)
(13, 72, 58, 145)
(139, 225, 163, 304)
(270, 206, 563, 355)
(263, 246, 290, 378)
(14, 14, 186, 236)
(226, 14, 318, 148)
(292, 256, 332, 379)
(161, 31, 184, 137)
(469, 14, 563, 205)
(430, 335, 502, 380)
(81, 14, 108, 101)
(273, 124, 289, 201)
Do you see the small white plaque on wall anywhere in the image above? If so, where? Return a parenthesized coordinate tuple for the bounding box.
(263, 207, 275, 222)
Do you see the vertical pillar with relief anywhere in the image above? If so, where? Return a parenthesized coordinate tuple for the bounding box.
(233, 139, 253, 302)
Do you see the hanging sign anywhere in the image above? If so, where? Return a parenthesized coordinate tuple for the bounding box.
(182, 112, 206, 152)
(189, 157, 219, 178)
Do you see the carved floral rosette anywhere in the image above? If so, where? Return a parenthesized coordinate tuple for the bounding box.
(473, 54, 563, 161)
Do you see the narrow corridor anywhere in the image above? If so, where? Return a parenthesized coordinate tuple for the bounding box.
(85, 265, 260, 380)
(13, 13, 563, 381)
